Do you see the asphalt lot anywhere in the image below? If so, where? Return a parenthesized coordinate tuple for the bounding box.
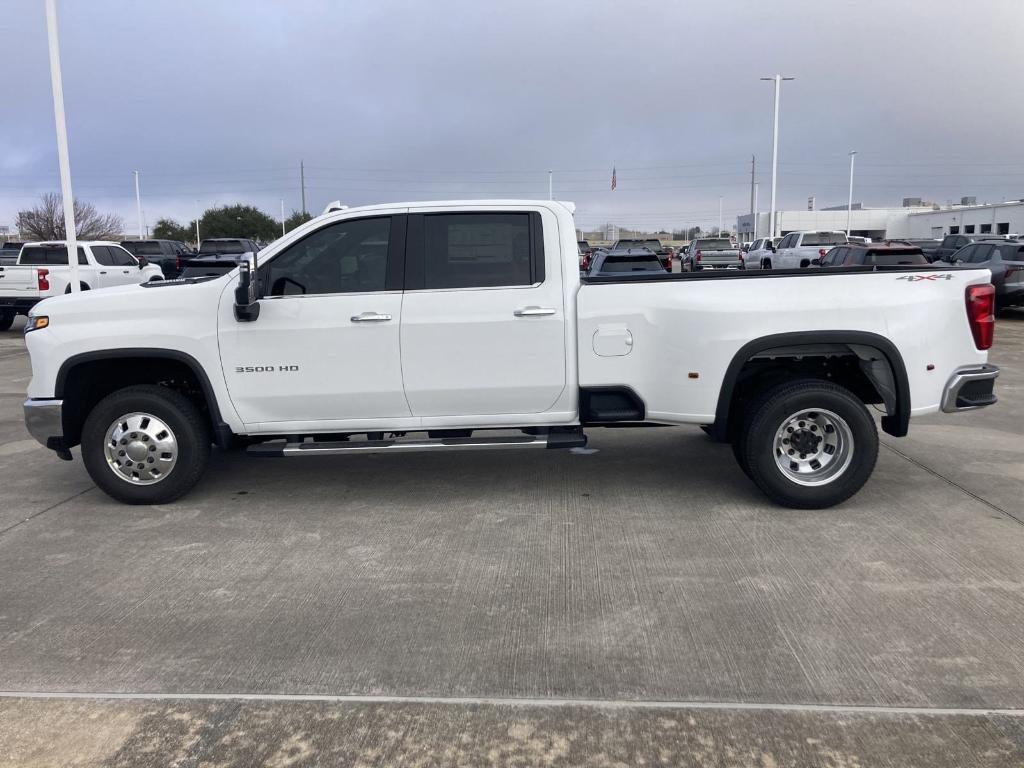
(1, 311, 1023, 766)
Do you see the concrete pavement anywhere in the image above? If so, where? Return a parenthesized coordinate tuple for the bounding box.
(1, 312, 1023, 766)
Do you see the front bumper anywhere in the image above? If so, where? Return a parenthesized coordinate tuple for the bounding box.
(941, 365, 999, 413)
(23, 398, 66, 452)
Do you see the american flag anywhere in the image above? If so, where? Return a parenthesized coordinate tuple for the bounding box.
(611, 166, 617, 191)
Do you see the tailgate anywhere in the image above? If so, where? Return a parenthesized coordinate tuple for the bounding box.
(0, 265, 40, 297)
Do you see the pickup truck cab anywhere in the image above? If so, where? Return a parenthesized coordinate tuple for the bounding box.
(121, 239, 194, 279)
(772, 231, 849, 270)
(0, 241, 162, 330)
(22, 200, 999, 509)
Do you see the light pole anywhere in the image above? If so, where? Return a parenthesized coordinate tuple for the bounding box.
(760, 75, 794, 238)
(846, 150, 857, 237)
(44, 0, 80, 292)
(718, 196, 723, 234)
(753, 182, 759, 239)
(133, 170, 143, 239)
(280, 199, 286, 237)
(194, 200, 201, 248)
(548, 170, 553, 201)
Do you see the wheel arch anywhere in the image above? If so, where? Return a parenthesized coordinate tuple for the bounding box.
(711, 331, 910, 442)
(55, 348, 233, 448)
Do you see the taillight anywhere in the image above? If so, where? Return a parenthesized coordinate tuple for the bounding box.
(37, 268, 49, 291)
(175, 255, 181, 271)
(819, 248, 827, 258)
(965, 283, 995, 350)
(695, 250, 702, 261)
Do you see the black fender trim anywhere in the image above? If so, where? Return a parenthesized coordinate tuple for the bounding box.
(710, 331, 911, 441)
(55, 348, 234, 447)
(580, 386, 646, 424)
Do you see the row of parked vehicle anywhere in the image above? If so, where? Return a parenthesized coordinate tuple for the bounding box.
(577, 230, 1023, 309)
(0, 237, 260, 331)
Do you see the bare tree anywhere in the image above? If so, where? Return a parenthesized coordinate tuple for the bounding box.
(16, 193, 125, 240)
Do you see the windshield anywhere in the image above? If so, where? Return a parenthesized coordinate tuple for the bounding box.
(596, 256, 665, 273)
(802, 232, 847, 246)
(200, 240, 247, 254)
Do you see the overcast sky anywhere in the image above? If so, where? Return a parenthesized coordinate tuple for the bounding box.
(3, 0, 1024, 235)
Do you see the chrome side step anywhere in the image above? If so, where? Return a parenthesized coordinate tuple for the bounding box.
(248, 431, 586, 457)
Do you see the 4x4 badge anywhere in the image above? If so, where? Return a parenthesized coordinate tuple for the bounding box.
(897, 274, 954, 281)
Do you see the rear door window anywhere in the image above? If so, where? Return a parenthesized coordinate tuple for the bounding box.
(802, 232, 847, 247)
(91, 246, 117, 266)
(413, 212, 542, 289)
(969, 244, 995, 263)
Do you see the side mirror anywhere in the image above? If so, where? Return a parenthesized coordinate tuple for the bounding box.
(136, 255, 148, 267)
(234, 262, 261, 322)
(810, 258, 822, 266)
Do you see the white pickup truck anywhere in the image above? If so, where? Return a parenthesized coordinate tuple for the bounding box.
(0, 241, 162, 330)
(771, 231, 850, 270)
(22, 201, 999, 509)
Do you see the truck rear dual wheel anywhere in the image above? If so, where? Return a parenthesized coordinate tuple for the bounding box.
(736, 379, 878, 509)
(81, 385, 210, 505)
(0, 311, 14, 332)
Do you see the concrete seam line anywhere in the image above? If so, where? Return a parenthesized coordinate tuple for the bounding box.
(881, 442, 1023, 526)
(0, 691, 1022, 717)
(0, 486, 93, 538)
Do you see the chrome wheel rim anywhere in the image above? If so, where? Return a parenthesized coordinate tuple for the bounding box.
(773, 408, 854, 486)
(103, 412, 178, 485)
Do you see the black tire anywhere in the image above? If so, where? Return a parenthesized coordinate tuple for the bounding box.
(738, 379, 878, 509)
(762, 259, 772, 270)
(64, 282, 90, 293)
(81, 385, 211, 505)
(0, 310, 14, 332)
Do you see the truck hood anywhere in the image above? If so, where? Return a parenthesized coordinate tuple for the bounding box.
(33, 272, 232, 319)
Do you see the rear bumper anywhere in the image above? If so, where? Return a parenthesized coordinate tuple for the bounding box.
(0, 297, 40, 314)
(941, 365, 999, 413)
(23, 398, 66, 451)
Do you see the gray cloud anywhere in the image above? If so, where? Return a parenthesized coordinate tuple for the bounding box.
(4, 0, 1024, 234)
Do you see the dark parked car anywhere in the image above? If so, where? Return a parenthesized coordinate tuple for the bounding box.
(176, 254, 249, 279)
(198, 238, 260, 255)
(817, 243, 929, 268)
(948, 240, 1024, 309)
(611, 238, 673, 270)
(894, 238, 942, 260)
(121, 239, 193, 278)
(578, 240, 594, 271)
(0, 241, 24, 265)
(929, 233, 1014, 264)
(586, 248, 668, 277)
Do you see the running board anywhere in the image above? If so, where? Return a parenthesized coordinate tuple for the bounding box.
(248, 431, 587, 457)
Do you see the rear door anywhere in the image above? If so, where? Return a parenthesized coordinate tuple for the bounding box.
(220, 213, 410, 427)
(399, 207, 567, 418)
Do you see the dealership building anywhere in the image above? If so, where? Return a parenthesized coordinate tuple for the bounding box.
(736, 198, 1024, 242)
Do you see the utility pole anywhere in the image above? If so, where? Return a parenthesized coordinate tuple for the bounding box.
(749, 155, 756, 215)
(846, 150, 857, 237)
(133, 170, 143, 239)
(300, 160, 306, 215)
(548, 170, 553, 200)
(761, 75, 794, 238)
(44, 0, 80, 292)
(280, 198, 286, 237)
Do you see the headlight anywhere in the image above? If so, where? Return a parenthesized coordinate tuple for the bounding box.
(25, 315, 49, 333)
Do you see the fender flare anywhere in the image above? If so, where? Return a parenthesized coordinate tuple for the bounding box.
(55, 348, 233, 447)
(711, 331, 910, 441)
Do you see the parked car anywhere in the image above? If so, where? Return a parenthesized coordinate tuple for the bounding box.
(930, 233, 1011, 264)
(198, 238, 260, 256)
(178, 254, 251, 279)
(687, 237, 744, 270)
(894, 238, 942, 261)
(586, 248, 667, 277)
(744, 237, 780, 271)
(121, 239, 194, 279)
(816, 243, 929, 268)
(948, 240, 1024, 309)
(0, 242, 25, 266)
(21, 199, 997, 510)
(771, 231, 850, 269)
(578, 240, 594, 271)
(612, 238, 673, 270)
(0, 241, 162, 331)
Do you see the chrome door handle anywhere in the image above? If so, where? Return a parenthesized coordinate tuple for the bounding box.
(99, 271, 108, 275)
(513, 306, 556, 317)
(350, 312, 392, 322)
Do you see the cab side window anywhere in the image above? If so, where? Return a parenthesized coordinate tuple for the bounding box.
(90, 246, 117, 266)
(263, 217, 391, 296)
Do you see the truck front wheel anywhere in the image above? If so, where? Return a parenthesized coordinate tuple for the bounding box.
(738, 379, 878, 509)
(81, 385, 210, 505)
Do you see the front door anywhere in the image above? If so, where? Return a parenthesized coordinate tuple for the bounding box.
(219, 214, 410, 428)
(399, 208, 567, 418)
